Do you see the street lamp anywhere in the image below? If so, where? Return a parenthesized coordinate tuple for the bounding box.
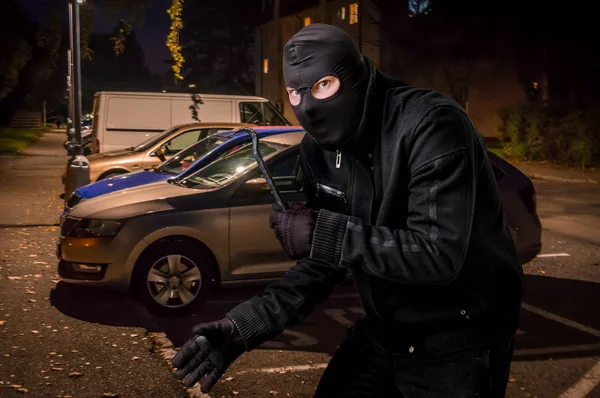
(64, 0, 90, 202)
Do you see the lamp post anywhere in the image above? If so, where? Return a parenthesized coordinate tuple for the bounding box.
(64, 0, 90, 202)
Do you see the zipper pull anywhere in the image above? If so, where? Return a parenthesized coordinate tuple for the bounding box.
(336, 150, 342, 169)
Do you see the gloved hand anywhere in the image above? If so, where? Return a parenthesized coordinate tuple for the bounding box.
(269, 202, 318, 259)
(172, 317, 246, 392)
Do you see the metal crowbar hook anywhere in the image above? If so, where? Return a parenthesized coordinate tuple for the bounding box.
(232, 127, 290, 211)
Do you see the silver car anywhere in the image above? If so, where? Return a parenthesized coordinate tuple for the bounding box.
(57, 132, 306, 314)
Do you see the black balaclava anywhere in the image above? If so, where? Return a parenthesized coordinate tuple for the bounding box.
(283, 24, 369, 151)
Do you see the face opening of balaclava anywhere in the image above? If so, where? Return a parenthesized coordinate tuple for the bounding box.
(283, 23, 369, 152)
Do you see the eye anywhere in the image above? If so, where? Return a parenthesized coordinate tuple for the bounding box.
(286, 87, 301, 106)
(312, 76, 340, 99)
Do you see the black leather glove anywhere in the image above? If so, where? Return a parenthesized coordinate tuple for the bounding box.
(269, 202, 318, 260)
(172, 317, 246, 392)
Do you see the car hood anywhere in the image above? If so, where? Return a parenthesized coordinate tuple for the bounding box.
(76, 170, 171, 199)
(69, 180, 212, 220)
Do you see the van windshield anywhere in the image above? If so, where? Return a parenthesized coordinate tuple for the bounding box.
(156, 135, 231, 175)
(239, 102, 290, 126)
(133, 127, 180, 152)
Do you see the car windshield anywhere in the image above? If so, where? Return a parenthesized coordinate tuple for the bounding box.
(179, 140, 288, 188)
(133, 126, 180, 152)
(156, 135, 231, 175)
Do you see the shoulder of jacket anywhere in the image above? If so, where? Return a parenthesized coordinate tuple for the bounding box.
(384, 85, 464, 117)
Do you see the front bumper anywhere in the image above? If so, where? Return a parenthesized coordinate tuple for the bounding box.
(56, 231, 138, 291)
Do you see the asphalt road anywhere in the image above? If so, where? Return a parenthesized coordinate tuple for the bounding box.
(0, 133, 598, 397)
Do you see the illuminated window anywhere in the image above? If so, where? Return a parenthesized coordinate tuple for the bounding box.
(349, 3, 358, 24)
(532, 81, 539, 89)
(304, 16, 311, 26)
(263, 59, 269, 74)
(338, 6, 346, 20)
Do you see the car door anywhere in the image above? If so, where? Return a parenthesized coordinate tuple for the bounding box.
(228, 149, 305, 280)
(141, 128, 209, 169)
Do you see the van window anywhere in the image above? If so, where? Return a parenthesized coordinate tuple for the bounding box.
(239, 102, 289, 126)
(106, 97, 171, 130)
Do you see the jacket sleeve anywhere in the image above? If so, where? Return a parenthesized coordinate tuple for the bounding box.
(225, 143, 348, 351)
(309, 105, 482, 285)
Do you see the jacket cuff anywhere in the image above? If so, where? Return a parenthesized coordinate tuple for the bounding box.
(226, 298, 271, 351)
(310, 209, 348, 267)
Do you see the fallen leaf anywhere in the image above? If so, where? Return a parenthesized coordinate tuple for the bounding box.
(8, 276, 22, 280)
(29, 254, 37, 257)
(509, 377, 516, 382)
(225, 377, 234, 381)
(233, 392, 239, 395)
(31, 330, 39, 334)
(0, 320, 6, 325)
(71, 350, 79, 353)
(68, 372, 82, 378)
(28, 299, 36, 303)
(130, 334, 138, 337)
(16, 387, 28, 393)
(51, 367, 63, 371)
(102, 394, 119, 397)
(131, 356, 139, 360)
(269, 391, 279, 395)
(25, 290, 35, 294)
(10, 384, 22, 388)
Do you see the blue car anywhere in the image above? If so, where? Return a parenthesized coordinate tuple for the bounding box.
(63, 126, 305, 213)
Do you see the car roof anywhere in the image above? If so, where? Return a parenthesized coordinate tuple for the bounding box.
(170, 122, 255, 131)
(213, 126, 305, 139)
(259, 131, 306, 146)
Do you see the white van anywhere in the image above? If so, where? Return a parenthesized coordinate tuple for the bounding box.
(90, 92, 290, 153)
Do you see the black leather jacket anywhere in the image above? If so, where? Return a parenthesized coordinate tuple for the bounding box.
(227, 63, 523, 357)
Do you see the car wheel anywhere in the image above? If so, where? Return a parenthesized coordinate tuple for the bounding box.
(132, 241, 217, 315)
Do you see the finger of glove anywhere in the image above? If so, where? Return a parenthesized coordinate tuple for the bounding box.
(192, 321, 222, 338)
(173, 336, 211, 379)
(172, 335, 203, 369)
(184, 360, 214, 388)
(201, 367, 224, 393)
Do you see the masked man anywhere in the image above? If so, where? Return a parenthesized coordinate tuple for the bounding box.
(172, 24, 523, 397)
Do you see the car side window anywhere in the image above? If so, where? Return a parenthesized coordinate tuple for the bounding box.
(244, 150, 302, 194)
(161, 129, 204, 155)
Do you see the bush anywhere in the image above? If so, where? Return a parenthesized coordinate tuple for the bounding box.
(496, 104, 600, 168)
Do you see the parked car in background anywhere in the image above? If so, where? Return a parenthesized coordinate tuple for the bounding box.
(62, 126, 306, 216)
(90, 91, 291, 153)
(56, 133, 541, 314)
(81, 122, 251, 183)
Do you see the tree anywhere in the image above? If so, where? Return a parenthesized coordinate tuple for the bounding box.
(82, 27, 157, 111)
(179, 0, 259, 94)
(0, 0, 64, 124)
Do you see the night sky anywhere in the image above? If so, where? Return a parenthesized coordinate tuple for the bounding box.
(18, 0, 172, 75)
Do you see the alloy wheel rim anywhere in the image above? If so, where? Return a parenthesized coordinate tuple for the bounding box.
(146, 254, 202, 308)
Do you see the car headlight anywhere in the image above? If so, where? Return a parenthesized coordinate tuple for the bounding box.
(67, 219, 124, 238)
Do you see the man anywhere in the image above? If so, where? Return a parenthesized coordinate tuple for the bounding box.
(172, 23, 523, 397)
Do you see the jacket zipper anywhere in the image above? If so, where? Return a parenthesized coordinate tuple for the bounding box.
(336, 150, 342, 168)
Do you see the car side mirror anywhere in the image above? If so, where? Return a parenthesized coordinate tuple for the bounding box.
(153, 147, 166, 157)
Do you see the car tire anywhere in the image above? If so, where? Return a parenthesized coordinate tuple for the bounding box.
(132, 240, 217, 316)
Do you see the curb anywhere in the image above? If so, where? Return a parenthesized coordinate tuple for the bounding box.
(148, 331, 213, 398)
(525, 173, 599, 185)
